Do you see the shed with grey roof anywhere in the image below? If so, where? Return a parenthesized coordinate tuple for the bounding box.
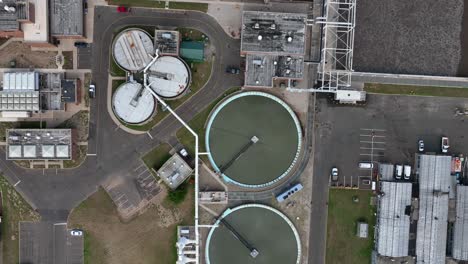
(50, 0, 84, 37)
(415, 154, 451, 264)
(377, 181, 412, 257)
(452, 185, 468, 261)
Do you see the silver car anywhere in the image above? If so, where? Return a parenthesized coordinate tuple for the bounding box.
(331, 167, 338, 181)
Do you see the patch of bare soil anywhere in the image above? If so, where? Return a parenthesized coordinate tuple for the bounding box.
(0, 41, 57, 68)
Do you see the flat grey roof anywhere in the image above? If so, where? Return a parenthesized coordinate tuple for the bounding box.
(155, 30, 179, 55)
(379, 164, 395, 181)
(241, 11, 306, 55)
(7, 129, 72, 160)
(453, 185, 468, 261)
(245, 54, 304, 87)
(157, 153, 193, 189)
(50, 0, 83, 36)
(377, 181, 412, 257)
(61, 79, 76, 103)
(416, 154, 451, 264)
(0, 0, 28, 31)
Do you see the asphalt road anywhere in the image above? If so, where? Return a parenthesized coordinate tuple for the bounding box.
(0, 7, 242, 222)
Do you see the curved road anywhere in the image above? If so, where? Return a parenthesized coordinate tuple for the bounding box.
(0, 6, 242, 221)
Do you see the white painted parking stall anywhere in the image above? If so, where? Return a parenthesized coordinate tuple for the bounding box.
(359, 128, 386, 159)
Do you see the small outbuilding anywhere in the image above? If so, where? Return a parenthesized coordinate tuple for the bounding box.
(180, 41, 204, 62)
(157, 153, 193, 189)
(356, 222, 368, 238)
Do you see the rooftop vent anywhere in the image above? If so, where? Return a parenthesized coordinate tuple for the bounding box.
(253, 23, 260, 29)
(270, 24, 276, 30)
(257, 35, 263, 41)
(287, 36, 293, 42)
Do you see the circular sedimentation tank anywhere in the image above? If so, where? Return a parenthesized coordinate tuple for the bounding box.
(112, 29, 154, 72)
(206, 91, 302, 188)
(206, 204, 301, 264)
(148, 56, 191, 99)
(112, 82, 155, 124)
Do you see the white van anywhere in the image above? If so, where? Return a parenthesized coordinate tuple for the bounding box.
(359, 162, 373, 169)
(395, 165, 403, 179)
(404, 165, 411, 180)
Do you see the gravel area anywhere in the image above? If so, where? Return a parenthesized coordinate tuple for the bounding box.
(353, 0, 464, 76)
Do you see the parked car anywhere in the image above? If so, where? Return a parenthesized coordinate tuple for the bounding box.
(74, 42, 89, 48)
(404, 165, 411, 180)
(117, 6, 131, 13)
(179, 148, 188, 157)
(441, 137, 449, 153)
(70, 229, 83, 236)
(395, 164, 403, 179)
(358, 162, 373, 169)
(418, 140, 424, 152)
(331, 167, 338, 181)
(89, 84, 95, 98)
(226, 66, 240, 74)
(83, 0, 88, 14)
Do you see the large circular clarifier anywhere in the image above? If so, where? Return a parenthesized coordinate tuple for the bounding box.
(206, 204, 301, 264)
(112, 82, 155, 124)
(206, 91, 302, 188)
(112, 29, 154, 72)
(148, 56, 191, 99)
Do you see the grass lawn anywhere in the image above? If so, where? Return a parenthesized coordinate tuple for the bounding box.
(176, 87, 241, 157)
(326, 189, 375, 264)
(178, 28, 206, 41)
(142, 143, 172, 170)
(108, 0, 208, 12)
(68, 187, 195, 264)
(125, 57, 213, 131)
(110, 57, 126, 77)
(63, 145, 88, 168)
(0, 176, 40, 264)
(364, 83, 468, 98)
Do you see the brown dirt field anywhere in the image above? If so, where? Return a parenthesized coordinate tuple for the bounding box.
(0, 41, 57, 68)
(68, 186, 195, 264)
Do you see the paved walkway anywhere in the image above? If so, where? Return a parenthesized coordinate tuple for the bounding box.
(352, 72, 468, 88)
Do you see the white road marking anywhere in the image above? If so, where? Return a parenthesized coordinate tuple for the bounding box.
(87, 153, 97, 156)
(360, 153, 385, 157)
(360, 134, 386, 138)
(147, 131, 153, 139)
(53, 222, 67, 226)
(360, 141, 386, 144)
(360, 128, 386, 131)
(13, 180, 21, 187)
(360, 147, 386, 150)
(134, 163, 145, 171)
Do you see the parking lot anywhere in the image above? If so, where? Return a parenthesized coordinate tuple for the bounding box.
(314, 94, 468, 189)
(77, 45, 92, 69)
(19, 222, 83, 264)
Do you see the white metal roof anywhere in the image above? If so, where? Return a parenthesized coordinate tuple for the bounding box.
(148, 56, 190, 98)
(55, 145, 69, 158)
(3, 72, 38, 90)
(113, 29, 154, 71)
(41, 145, 55, 158)
(453, 185, 468, 260)
(377, 181, 412, 257)
(112, 82, 155, 124)
(22, 145, 36, 158)
(416, 155, 451, 264)
(8, 145, 21, 158)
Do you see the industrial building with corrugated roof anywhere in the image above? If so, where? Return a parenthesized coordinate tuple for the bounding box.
(452, 185, 468, 261)
(49, 0, 84, 37)
(416, 154, 451, 264)
(241, 11, 306, 55)
(240, 11, 307, 88)
(6, 129, 73, 160)
(376, 181, 412, 257)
